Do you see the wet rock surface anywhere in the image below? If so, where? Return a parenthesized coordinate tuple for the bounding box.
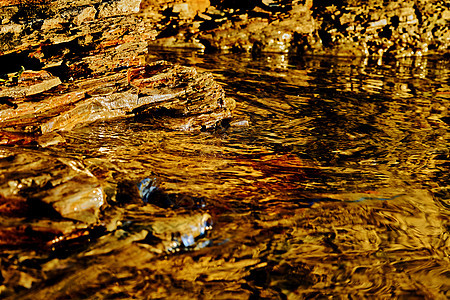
(0, 60, 235, 134)
(0, 0, 447, 64)
(0, 147, 104, 224)
(145, 0, 449, 57)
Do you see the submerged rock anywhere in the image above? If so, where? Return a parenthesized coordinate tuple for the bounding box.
(0, 147, 104, 224)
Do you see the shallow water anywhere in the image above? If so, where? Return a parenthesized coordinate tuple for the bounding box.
(8, 51, 450, 298)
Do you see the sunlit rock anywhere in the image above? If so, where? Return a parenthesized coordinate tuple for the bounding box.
(38, 61, 235, 132)
(98, 0, 142, 18)
(172, 0, 210, 19)
(72, 6, 97, 26)
(0, 90, 85, 131)
(128, 61, 236, 131)
(0, 69, 61, 98)
(41, 89, 139, 133)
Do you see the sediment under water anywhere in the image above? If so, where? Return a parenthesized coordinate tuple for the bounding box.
(3, 51, 450, 299)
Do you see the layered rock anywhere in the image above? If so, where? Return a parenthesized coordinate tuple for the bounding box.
(0, 60, 235, 136)
(147, 0, 449, 57)
(0, 0, 447, 81)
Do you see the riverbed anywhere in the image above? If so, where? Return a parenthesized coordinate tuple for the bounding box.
(4, 51, 450, 299)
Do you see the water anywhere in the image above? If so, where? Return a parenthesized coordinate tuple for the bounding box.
(6, 51, 450, 298)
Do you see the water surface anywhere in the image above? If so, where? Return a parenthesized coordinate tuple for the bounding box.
(12, 51, 450, 298)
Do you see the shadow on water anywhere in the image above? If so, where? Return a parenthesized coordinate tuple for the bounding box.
(7, 51, 450, 298)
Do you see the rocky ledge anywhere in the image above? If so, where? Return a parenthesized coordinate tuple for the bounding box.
(0, 0, 448, 69)
(0, 60, 235, 137)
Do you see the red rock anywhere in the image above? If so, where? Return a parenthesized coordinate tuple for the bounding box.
(0, 131, 36, 145)
(0, 194, 27, 216)
(0, 226, 60, 246)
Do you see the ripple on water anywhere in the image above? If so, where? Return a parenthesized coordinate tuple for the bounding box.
(9, 52, 450, 299)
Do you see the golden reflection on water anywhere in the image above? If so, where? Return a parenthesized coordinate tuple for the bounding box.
(9, 52, 450, 299)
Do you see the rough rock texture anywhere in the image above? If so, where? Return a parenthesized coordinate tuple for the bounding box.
(0, 60, 235, 135)
(146, 0, 449, 57)
(0, 0, 447, 62)
(0, 1, 448, 297)
(0, 70, 61, 98)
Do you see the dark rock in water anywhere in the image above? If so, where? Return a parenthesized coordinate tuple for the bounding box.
(137, 177, 173, 208)
(142, 212, 213, 252)
(117, 177, 207, 210)
(116, 177, 173, 208)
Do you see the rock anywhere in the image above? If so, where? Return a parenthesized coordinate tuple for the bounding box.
(0, 23, 22, 34)
(0, 0, 448, 59)
(35, 61, 235, 133)
(41, 17, 65, 30)
(149, 212, 213, 252)
(0, 147, 105, 224)
(172, 0, 210, 19)
(41, 88, 139, 133)
(0, 131, 36, 145)
(72, 6, 97, 26)
(0, 90, 85, 131)
(127, 61, 235, 131)
(98, 0, 141, 18)
(0, 70, 61, 98)
(145, 0, 449, 57)
(0, 59, 235, 134)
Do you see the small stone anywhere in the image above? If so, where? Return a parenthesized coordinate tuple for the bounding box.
(72, 6, 97, 26)
(98, 0, 142, 18)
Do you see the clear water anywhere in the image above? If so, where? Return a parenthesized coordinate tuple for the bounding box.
(8, 51, 450, 299)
